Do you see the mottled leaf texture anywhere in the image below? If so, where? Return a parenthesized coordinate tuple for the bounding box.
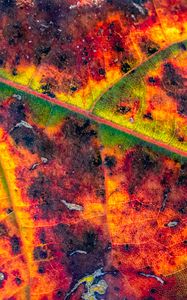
(0, 0, 187, 300)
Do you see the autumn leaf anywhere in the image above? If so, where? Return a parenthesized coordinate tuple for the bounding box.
(0, 1, 187, 300)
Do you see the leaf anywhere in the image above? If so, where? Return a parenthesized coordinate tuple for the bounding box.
(0, 1, 187, 300)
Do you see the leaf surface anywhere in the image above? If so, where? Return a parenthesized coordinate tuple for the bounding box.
(0, 1, 187, 300)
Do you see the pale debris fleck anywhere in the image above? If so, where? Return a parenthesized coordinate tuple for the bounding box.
(69, 249, 87, 256)
(139, 272, 165, 284)
(0, 272, 5, 281)
(132, 1, 146, 15)
(61, 199, 83, 211)
(166, 220, 179, 227)
(15, 120, 33, 129)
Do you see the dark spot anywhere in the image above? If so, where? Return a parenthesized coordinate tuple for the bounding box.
(178, 200, 187, 215)
(35, 45, 51, 65)
(90, 151, 102, 167)
(37, 135, 55, 159)
(150, 288, 157, 294)
(12, 68, 17, 76)
(70, 86, 78, 92)
(147, 47, 158, 55)
(177, 136, 184, 142)
(9, 100, 26, 124)
(109, 266, 119, 277)
(177, 164, 187, 186)
(148, 77, 156, 83)
(123, 147, 158, 194)
(38, 264, 46, 274)
(0, 58, 4, 66)
(117, 105, 131, 114)
(162, 63, 183, 91)
(140, 39, 159, 56)
(123, 244, 131, 251)
(41, 83, 56, 98)
(96, 188, 105, 198)
(33, 246, 48, 260)
(132, 200, 142, 211)
(6, 208, 13, 214)
(179, 43, 186, 51)
(114, 41, 124, 52)
(10, 123, 55, 159)
(15, 277, 22, 285)
(56, 290, 63, 297)
(0, 223, 7, 236)
(98, 68, 106, 75)
(62, 118, 97, 143)
(143, 112, 153, 120)
(10, 235, 21, 255)
(55, 224, 108, 282)
(53, 51, 74, 70)
(121, 62, 131, 73)
(177, 174, 187, 185)
(10, 126, 36, 151)
(161, 62, 186, 115)
(14, 54, 20, 66)
(82, 230, 98, 253)
(104, 156, 117, 168)
(39, 230, 46, 244)
(5, 22, 25, 45)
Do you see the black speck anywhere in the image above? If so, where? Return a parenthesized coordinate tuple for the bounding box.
(15, 277, 22, 285)
(114, 42, 124, 52)
(147, 47, 158, 55)
(121, 62, 131, 73)
(70, 86, 77, 92)
(143, 112, 153, 120)
(0, 58, 4, 66)
(56, 290, 63, 297)
(6, 208, 13, 214)
(148, 77, 156, 83)
(38, 264, 46, 274)
(104, 156, 116, 168)
(98, 68, 106, 75)
(109, 266, 119, 277)
(123, 244, 131, 251)
(12, 68, 17, 76)
(117, 105, 131, 114)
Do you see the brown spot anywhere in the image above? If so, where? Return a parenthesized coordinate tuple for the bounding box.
(33, 246, 48, 260)
(10, 235, 21, 255)
(0, 223, 7, 236)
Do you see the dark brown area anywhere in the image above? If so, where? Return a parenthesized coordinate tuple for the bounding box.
(10, 235, 21, 255)
(54, 223, 109, 282)
(33, 246, 48, 260)
(161, 62, 187, 116)
(140, 38, 159, 56)
(122, 147, 159, 194)
(0, 223, 7, 236)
